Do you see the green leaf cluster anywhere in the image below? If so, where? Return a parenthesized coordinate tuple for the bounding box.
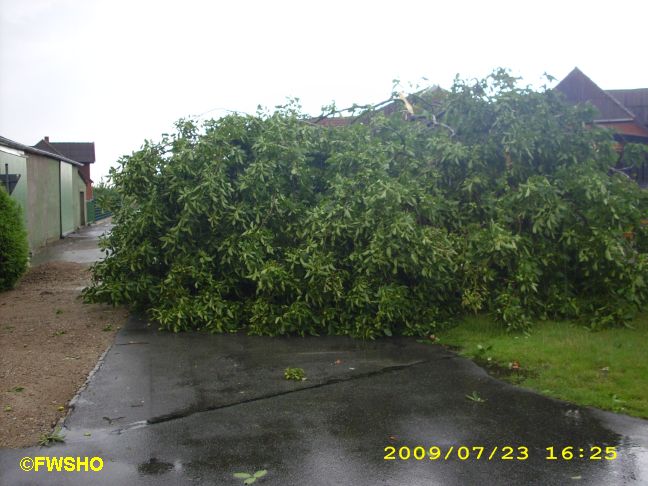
(84, 70, 648, 334)
(0, 186, 29, 291)
(284, 367, 306, 381)
(93, 181, 121, 212)
(233, 470, 267, 484)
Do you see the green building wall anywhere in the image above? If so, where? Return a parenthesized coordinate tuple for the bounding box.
(0, 149, 28, 225)
(2, 146, 90, 251)
(25, 154, 62, 249)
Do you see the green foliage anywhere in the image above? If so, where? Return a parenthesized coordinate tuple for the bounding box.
(233, 470, 267, 484)
(621, 143, 648, 171)
(465, 391, 486, 403)
(0, 187, 29, 291)
(284, 367, 306, 381)
(39, 427, 65, 446)
(84, 70, 648, 335)
(93, 181, 121, 212)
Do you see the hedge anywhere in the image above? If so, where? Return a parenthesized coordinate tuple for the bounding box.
(0, 187, 29, 291)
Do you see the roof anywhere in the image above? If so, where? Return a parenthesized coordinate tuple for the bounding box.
(0, 135, 84, 167)
(314, 117, 356, 127)
(605, 88, 648, 127)
(555, 67, 636, 122)
(33, 139, 95, 164)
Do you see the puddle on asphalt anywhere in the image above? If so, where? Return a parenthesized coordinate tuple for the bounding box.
(137, 457, 175, 475)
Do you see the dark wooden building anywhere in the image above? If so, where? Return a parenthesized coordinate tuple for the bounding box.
(555, 68, 648, 186)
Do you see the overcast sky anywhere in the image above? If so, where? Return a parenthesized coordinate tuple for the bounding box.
(1, 0, 647, 182)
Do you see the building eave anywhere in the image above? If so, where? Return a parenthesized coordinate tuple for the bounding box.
(0, 135, 84, 167)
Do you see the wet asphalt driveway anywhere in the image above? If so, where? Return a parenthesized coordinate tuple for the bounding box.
(1, 316, 647, 485)
(28, 220, 111, 266)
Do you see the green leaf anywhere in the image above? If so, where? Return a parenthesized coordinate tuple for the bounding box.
(244, 478, 257, 485)
(253, 470, 268, 478)
(233, 473, 252, 479)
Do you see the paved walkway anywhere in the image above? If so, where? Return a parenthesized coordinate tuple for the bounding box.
(1, 317, 646, 485)
(29, 219, 112, 266)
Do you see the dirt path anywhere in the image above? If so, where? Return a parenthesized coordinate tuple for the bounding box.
(0, 262, 128, 448)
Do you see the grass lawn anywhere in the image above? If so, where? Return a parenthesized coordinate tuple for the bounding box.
(438, 314, 648, 419)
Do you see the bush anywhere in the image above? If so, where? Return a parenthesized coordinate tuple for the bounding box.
(84, 70, 648, 336)
(0, 187, 29, 290)
(93, 181, 121, 212)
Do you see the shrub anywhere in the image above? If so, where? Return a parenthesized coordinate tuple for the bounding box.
(93, 181, 121, 212)
(0, 187, 29, 290)
(84, 70, 648, 336)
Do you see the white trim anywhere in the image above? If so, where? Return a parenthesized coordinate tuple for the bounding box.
(0, 144, 26, 157)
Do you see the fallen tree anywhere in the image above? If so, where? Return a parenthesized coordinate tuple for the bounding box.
(84, 71, 648, 336)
